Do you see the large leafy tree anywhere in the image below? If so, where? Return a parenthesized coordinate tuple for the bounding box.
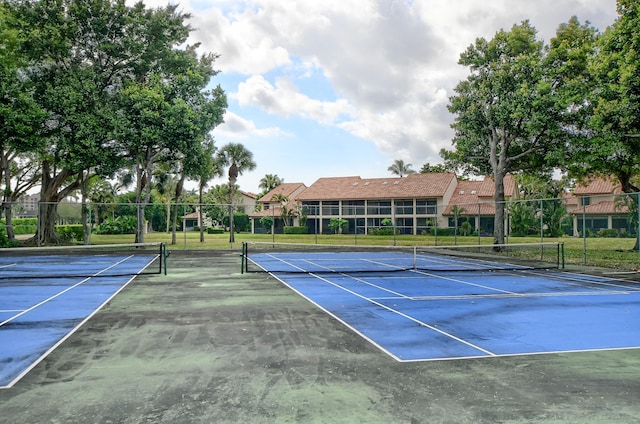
(569, 1, 640, 191)
(9, 0, 192, 244)
(0, 2, 46, 240)
(446, 20, 595, 245)
(567, 0, 640, 249)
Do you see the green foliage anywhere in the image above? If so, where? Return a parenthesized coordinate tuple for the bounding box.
(1, 218, 37, 235)
(284, 226, 308, 234)
(597, 228, 622, 238)
(207, 227, 224, 234)
(56, 225, 84, 241)
(328, 218, 348, 234)
(509, 202, 538, 236)
(232, 212, 250, 232)
(94, 216, 137, 235)
(368, 227, 397, 236)
(259, 216, 274, 232)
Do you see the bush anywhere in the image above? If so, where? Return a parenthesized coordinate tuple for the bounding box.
(597, 228, 620, 238)
(284, 226, 308, 234)
(432, 228, 451, 236)
(1, 218, 37, 235)
(94, 216, 137, 234)
(207, 227, 224, 234)
(57, 225, 84, 241)
(368, 227, 397, 235)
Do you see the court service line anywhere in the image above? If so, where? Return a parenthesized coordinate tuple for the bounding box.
(308, 272, 496, 357)
(0, 263, 17, 269)
(0, 255, 136, 327)
(411, 269, 520, 296)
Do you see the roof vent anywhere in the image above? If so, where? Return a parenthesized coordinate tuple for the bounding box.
(364, 182, 370, 186)
(394, 181, 400, 185)
(471, 190, 477, 195)
(382, 181, 388, 185)
(353, 182, 359, 186)
(459, 190, 465, 195)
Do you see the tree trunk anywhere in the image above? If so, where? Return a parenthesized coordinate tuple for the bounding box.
(1, 149, 15, 240)
(199, 182, 205, 243)
(37, 162, 80, 245)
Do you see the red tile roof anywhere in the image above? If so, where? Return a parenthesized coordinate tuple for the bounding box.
(442, 180, 497, 215)
(570, 200, 630, 215)
(259, 183, 307, 202)
(573, 176, 621, 195)
(478, 174, 517, 197)
(296, 173, 457, 201)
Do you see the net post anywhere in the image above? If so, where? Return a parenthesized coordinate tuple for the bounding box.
(413, 246, 417, 271)
(162, 243, 169, 275)
(241, 242, 246, 274)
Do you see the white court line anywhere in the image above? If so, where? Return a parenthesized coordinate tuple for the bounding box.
(2, 254, 158, 389)
(303, 271, 496, 357)
(0, 255, 136, 328)
(0, 263, 17, 269)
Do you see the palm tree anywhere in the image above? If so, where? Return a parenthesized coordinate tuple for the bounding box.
(217, 143, 257, 243)
(259, 174, 283, 197)
(387, 159, 415, 177)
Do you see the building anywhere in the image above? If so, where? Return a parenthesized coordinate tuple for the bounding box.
(568, 176, 633, 236)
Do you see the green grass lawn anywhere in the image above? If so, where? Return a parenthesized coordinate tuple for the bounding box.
(87, 231, 640, 271)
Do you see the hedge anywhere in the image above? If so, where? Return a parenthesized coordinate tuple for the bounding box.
(284, 226, 308, 234)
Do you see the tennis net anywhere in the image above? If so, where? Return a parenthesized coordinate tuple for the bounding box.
(242, 241, 563, 274)
(0, 242, 167, 280)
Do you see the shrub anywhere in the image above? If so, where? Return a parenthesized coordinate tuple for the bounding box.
(368, 227, 397, 235)
(432, 228, 451, 236)
(1, 218, 37, 235)
(94, 216, 137, 234)
(597, 228, 620, 238)
(284, 226, 308, 234)
(57, 225, 84, 241)
(207, 227, 224, 234)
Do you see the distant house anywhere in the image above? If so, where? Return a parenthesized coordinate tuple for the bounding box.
(250, 183, 307, 233)
(568, 176, 632, 236)
(442, 175, 518, 235)
(253, 174, 459, 235)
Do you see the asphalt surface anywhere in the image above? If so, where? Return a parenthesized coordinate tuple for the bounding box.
(1, 250, 639, 423)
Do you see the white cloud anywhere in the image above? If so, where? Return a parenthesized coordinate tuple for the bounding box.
(215, 111, 287, 139)
(234, 75, 354, 125)
(129, 0, 619, 187)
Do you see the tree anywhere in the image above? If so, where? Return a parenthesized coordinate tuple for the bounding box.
(0, 2, 46, 240)
(446, 20, 590, 245)
(8, 0, 194, 244)
(217, 143, 256, 243)
(567, 1, 640, 249)
(258, 174, 283, 198)
(387, 159, 415, 177)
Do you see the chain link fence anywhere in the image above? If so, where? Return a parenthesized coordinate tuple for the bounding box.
(2, 191, 639, 269)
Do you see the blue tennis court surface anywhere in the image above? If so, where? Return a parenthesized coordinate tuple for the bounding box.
(248, 250, 640, 361)
(0, 251, 160, 388)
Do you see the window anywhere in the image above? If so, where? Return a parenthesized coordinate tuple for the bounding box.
(342, 200, 365, 216)
(322, 201, 339, 216)
(301, 201, 319, 215)
(367, 200, 391, 215)
(416, 199, 437, 214)
(395, 199, 413, 215)
(395, 217, 413, 234)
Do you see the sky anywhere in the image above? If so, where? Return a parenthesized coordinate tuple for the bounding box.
(136, 0, 619, 194)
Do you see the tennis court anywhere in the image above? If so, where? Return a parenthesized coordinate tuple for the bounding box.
(0, 243, 165, 388)
(244, 242, 640, 362)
